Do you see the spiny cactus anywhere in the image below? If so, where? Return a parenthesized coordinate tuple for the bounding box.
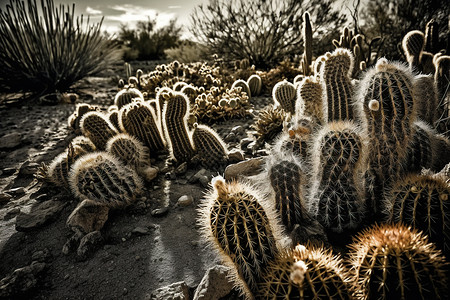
(69, 152, 143, 208)
(301, 11, 313, 76)
(296, 76, 324, 124)
(231, 79, 251, 98)
(434, 55, 450, 136)
(191, 123, 228, 170)
(252, 104, 287, 145)
(162, 91, 195, 163)
(70, 135, 96, 154)
(198, 176, 282, 297)
(258, 244, 352, 299)
(309, 121, 366, 233)
(384, 174, 450, 253)
(357, 58, 416, 216)
(348, 223, 448, 300)
(80, 111, 118, 150)
(114, 88, 144, 109)
(107, 109, 120, 131)
(320, 48, 355, 121)
(68, 103, 99, 131)
(246, 74, 262, 97)
(402, 30, 425, 70)
(173, 81, 187, 92)
(273, 80, 297, 114)
(119, 101, 166, 154)
(180, 84, 198, 104)
(267, 155, 311, 231)
(414, 74, 439, 125)
(424, 19, 440, 54)
(273, 117, 313, 160)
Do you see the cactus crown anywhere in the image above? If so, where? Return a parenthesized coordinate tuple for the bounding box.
(105, 133, 149, 169)
(296, 75, 324, 123)
(402, 30, 425, 58)
(80, 111, 118, 150)
(114, 88, 144, 109)
(192, 123, 228, 169)
(272, 79, 297, 114)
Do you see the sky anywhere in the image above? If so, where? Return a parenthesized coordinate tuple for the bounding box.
(0, 0, 205, 38)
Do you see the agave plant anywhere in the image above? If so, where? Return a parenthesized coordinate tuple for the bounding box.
(0, 0, 118, 96)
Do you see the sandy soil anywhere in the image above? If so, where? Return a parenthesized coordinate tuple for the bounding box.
(0, 61, 269, 299)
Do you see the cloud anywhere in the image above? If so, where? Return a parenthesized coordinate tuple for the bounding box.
(86, 6, 102, 15)
(106, 4, 176, 28)
(168, 6, 181, 9)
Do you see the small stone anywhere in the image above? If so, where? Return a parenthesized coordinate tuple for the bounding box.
(198, 176, 209, 188)
(0, 261, 46, 299)
(0, 132, 23, 149)
(140, 166, 159, 181)
(224, 132, 237, 143)
(3, 208, 20, 221)
(151, 207, 169, 217)
(174, 162, 188, 175)
(132, 227, 150, 235)
(150, 281, 190, 300)
(224, 157, 265, 180)
(187, 168, 208, 184)
(16, 200, 66, 232)
(2, 168, 16, 176)
(177, 195, 193, 207)
(240, 137, 253, 150)
(66, 199, 109, 235)
(34, 194, 48, 202)
(31, 248, 51, 263)
(193, 265, 234, 300)
(5, 187, 25, 196)
(245, 141, 257, 153)
(231, 125, 245, 136)
(18, 161, 40, 176)
(227, 149, 245, 163)
(0, 193, 12, 205)
(77, 231, 103, 260)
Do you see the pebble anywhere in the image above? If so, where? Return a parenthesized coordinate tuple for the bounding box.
(151, 207, 169, 217)
(177, 195, 193, 207)
(18, 161, 40, 176)
(231, 125, 246, 136)
(132, 227, 150, 235)
(0, 193, 12, 204)
(0, 132, 23, 149)
(2, 168, 16, 176)
(5, 187, 25, 196)
(174, 162, 188, 175)
(224, 157, 265, 180)
(3, 208, 20, 220)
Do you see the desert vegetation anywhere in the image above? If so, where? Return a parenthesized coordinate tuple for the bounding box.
(0, 0, 449, 299)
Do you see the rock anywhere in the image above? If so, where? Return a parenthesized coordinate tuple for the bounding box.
(132, 226, 150, 235)
(0, 132, 23, 149)
(228, 149, 245, 163)
(188, 169, 210, 184)
(3, 208, 20, 220)
(224, 132, 237, 143)
(245, 141, 257, 154)
(177, 195, 193, 207)
(16, 200, 66, 232)
(240, 137, 253, 150)
(198, 176, 210, 188)
(2, 167, 16, 176)
(77, 231, 103, 260)
(0, 193, 12, 205)
(18, 161, 40, 176)
(193, 265, 234, 300)
(224, 157, 265, 180)
(4, 187, 25, 196)
(31, 248, 51, 263)
(62, 232, 84, 255)
(0, 261, 46, 299)
(66, 199, 109, 235)
(151, 207, 169, 217)
(231, 125, 246, 136)
(174, 162, 188, 175)
(150, 281, 190, 300)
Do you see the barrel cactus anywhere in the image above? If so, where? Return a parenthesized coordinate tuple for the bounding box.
(80, 111, 118, 150)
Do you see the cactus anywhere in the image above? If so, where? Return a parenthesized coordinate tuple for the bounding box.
(296, 76, 324, 124)
(80, 111, 118, 150)
(246, 74, 262, 97)
(402, 30, 425, 70)
(68, 103, 99, 131)
(274, 117, 312, 160)
(162, 91, 195, 163)
(114, 88, 144, 109)
(320, 48, 355, 121)
(384, 174, 450, 253)
(69, 152, 143, 208)
(273, 80, 296, 114)
(414, 74, 439, 125)
(309, 121, 366, 233)
(267, 155, 311, 231)
(332, 26, 353, 49)
(107, 110, 120, 131)
(301, 11, 313, 76)
(357, 58, 416, 216)
(252, 104, 287, 145)
(70, 135, 96, 154)
(198, 176, 282, 297)
(173, 81, 187, 92)
(424, 19, 440, 54)
(106, 133, 149, 169)
(348, 223, 448, 300)
(434, 55, 450, 136)
(231, 79, 251, 98)
(119, 101, 166, 154)
(191, 123, 228, 169)
(180, 84, 198, 104)
(258, 244, 352, 299)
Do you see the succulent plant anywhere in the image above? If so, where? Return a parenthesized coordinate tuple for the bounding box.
(114, 88, 144, 109)
(172, 81, 188, 92)
(180, 84, 198, 104)
(357, 58, 416, 217)
(70, 135, 96, 154)
(348, 223, 448, 300)
(69, 152, 143, 208)
(252, 104, 287, 145)
(413, 74, 439, 125)
(232, 79, 251, 98)
(309, 121, 366, 233)
(162, 91, 195, 163)
(273, 117, 313, 160)
(402, 30, 425, 70)
(191, 123, 228, 169)
(119, 101, 166, 154)
(68, 103, 99, 131)
(198, 176, 282, 297)
(273, 80, 297, 114)
(80, 111, 118, 150)
(434, 55, 450, 136)
(320, 48, 355, 121)
(296, 76, 324, 124)
(258, 244, 352, 299)
(300, 11, 313, 76)
(384, 174, 450, 253)
(246, 74, 262, 97)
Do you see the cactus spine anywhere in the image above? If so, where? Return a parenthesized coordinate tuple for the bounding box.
(199, 176, 282, 297)
(384, 174, 450, 253)
(191, 123, 228, 169)
(80, 111, 118, 150)
(246, 74, 262, 97)
(357, 58, 416, 216)
(309, 121, 366, 233)
(273, 80, 297, 114)
(119, 101, 166, 153)
(162, 91, 195, 163)
(348, 223, 448, 300)
(114, 88, 144, 109)
(320, 48, 355, 121)
(296, 76, 324, 124)
(268, 155, 311, 231)
(257, 244, 352, 299)
(69, 152, 143, 208)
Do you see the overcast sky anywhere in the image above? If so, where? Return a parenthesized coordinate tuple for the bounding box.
(0, 0, 205, 38)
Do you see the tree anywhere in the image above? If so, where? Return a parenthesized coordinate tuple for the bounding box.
(190, 0, 346, 69)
